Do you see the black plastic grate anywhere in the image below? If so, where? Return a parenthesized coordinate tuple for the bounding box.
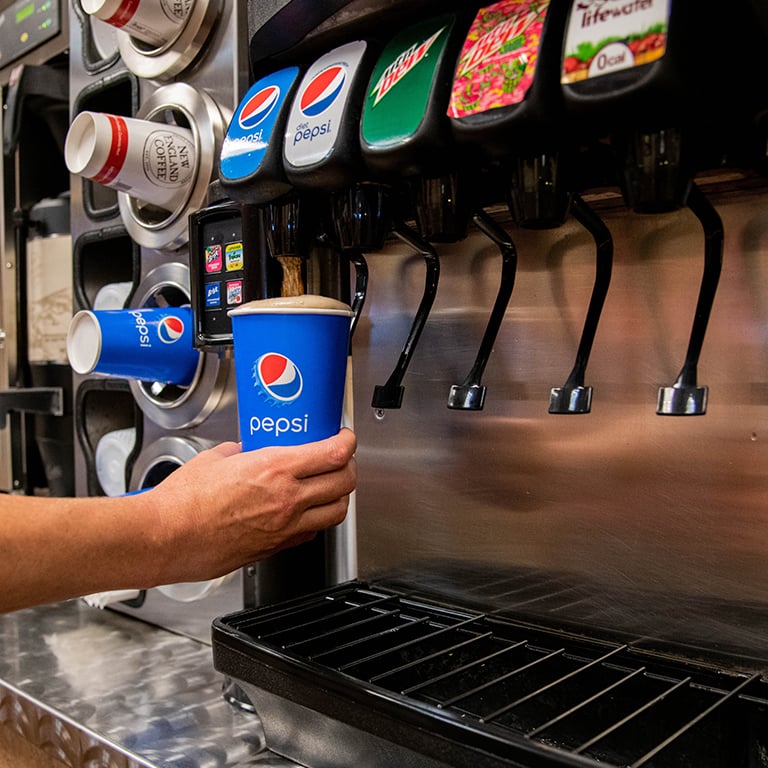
(213, 581, 768, 767)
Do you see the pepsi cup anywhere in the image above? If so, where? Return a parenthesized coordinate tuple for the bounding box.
(228, 295, 354, 451)
(67, 307, 199, 386)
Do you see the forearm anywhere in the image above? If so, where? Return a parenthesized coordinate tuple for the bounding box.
(0, 492, 164, 613)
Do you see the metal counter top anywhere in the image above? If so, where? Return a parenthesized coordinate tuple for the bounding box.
(0, 600, 299, 768)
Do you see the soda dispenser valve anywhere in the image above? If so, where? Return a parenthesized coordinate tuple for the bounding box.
(361, 11, 521, 412)
(283, 39, 441, 411)
(656, 183, 722, 416)
(548, 194, 613, 414)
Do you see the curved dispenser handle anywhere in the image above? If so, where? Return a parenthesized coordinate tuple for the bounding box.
(371, 223, 440, 410)
(657, 183, 723, 415)
(346, 249, 369, 348)
(447, 210, 518, 411)
(549, 194, 613, 414)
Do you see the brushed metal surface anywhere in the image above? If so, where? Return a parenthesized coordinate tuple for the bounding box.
(351, 185, 768, 668)
(0, 601, 297, 767)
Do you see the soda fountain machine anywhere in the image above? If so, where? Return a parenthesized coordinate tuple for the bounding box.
(212, 1, 768, 766)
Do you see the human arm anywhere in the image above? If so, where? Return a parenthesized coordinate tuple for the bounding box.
(0, 428, 356, 613)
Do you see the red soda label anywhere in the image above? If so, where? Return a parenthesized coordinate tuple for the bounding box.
(448, 0, 550, 118)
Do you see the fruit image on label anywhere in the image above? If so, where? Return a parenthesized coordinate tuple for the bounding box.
(448, 0, 550, 119)
(561, 0, 669, 84)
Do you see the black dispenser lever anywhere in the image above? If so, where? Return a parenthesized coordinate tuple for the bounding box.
(549, 194, 613, 414)
(657, 183, 723, 415)
(371, 223, 440, 410)
(448, 210, 517, 411)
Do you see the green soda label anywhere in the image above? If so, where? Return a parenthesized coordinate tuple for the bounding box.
(362, 16, 455, 146)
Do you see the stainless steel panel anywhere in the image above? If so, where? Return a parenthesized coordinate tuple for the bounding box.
(351, 184, 768, 664)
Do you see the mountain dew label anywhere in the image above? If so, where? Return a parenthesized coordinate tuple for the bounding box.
(448, 0, 550, 118)
(362, 16, 455, 146)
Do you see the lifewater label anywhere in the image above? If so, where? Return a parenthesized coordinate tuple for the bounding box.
(284, 41, 367, 169)
(561, 0, 669, 84)
(220, 67, 300, 181)
(142, 130, 194, 189)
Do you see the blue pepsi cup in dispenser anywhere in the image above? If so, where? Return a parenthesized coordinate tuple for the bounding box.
(229, 296, 354, 451)
(67, 307, 199, 386)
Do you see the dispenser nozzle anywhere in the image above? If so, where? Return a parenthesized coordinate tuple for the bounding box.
(549, 195, 613, 414)
(657, 183, 723, 415)
(448, 210, 518, 411)
(371, 222, 440, 410)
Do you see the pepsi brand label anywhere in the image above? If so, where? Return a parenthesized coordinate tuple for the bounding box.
(249, 353, 309, 438)
(284, 41, 367, 169)
(220, 67, 300, 181)
(130, 309, 186, 347)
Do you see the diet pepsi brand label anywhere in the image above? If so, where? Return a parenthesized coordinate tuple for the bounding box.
(284, 41, 367, 169)
(220, 67, 300, 181)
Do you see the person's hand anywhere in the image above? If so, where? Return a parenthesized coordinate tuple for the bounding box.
(140, 428, 357, 586)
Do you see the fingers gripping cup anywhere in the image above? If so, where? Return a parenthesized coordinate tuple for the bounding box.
(65, 111, 196, 211)
(67, 307, 200, 386)
(229, 296, 354, 451)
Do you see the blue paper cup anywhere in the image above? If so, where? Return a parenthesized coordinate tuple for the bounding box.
(229, 296, 354, 450)
(67, 307, 200, 386)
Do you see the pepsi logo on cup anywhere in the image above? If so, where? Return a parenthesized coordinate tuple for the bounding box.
(157, 315, 186, 344)
(254, 353, 303, 403)
(299, 66, 347, 117)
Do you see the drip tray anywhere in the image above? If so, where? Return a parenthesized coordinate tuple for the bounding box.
(212, 581, 768, 768)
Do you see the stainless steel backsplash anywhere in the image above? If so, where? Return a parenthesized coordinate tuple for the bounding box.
(350, 181, 768, 669)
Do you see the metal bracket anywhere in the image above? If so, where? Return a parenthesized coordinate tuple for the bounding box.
(0, 387, 63, 428)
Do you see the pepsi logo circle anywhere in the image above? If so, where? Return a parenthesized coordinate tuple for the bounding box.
(157, 316, 185, 344)
(300, 66, 346, 117)
(254, 353, 303, 403)
(238, 85, 281, 130)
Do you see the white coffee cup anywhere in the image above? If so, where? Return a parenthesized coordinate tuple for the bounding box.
(65, 110, 196, 211)
(81, 0, 193, 48)
(95, 427, 137, 496)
